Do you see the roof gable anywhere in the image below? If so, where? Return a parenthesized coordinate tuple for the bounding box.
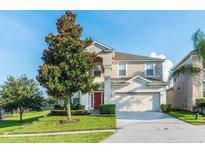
(127, 75, 151, 83)
(93, 41, 113, 50)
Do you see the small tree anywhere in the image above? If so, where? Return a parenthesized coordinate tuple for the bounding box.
(0, 97, 3, 121)
(36, 11, 96, 121)
(0, 76, 43, 121)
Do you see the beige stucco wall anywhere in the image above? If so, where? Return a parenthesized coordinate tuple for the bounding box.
(192, 55, 203, 105)
(86, 44, 164, 82)
(111, 61, 163, 80)
(169, 54, 203, 111)
(167, 88, 174, 106)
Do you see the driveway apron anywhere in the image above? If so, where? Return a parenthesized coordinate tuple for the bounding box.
(103, 112, 205, 143)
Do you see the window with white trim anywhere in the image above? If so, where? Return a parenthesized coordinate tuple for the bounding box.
(94, 65, 101, 77)
(146, 62, 154, 76)
(119, 63, 126, 76)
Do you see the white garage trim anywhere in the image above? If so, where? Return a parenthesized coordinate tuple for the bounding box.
(115, 92, 160, 112)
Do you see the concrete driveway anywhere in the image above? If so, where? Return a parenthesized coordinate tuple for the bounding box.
(103, 112, 205, 143)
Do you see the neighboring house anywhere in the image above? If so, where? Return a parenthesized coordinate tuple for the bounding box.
(167, 51, 203, 111)
(73, 42, 167, 112)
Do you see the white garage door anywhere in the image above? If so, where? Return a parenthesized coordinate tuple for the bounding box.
(116, 93, 160, 112)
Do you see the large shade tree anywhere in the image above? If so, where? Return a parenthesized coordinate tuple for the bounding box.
(171, 29, 205, 78)
(0, 76, 43, 121)
(36, 11, 96, 121)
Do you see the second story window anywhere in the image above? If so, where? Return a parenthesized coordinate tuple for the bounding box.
(119, 63, 126, 76)
(94, 65, 101, 77)
(146, 62, 154, 76)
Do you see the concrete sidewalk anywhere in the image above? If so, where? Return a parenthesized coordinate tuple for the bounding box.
(0, 129, 116, 138)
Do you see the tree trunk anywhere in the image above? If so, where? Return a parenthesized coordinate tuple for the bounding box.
(0, 108, 2, 121)
(19, 107, 24, 122)
(66, 95, 72, 121)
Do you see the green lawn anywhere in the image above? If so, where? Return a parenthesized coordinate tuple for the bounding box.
(0, 132, 113, 143)
(168, 111, 205, 125)
(0, 110, 116, 135)
(0, 110, 49, 134)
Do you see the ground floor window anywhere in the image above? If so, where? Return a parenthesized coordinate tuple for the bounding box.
(73, 97, 80, 104)
(72, 93, 80, 104)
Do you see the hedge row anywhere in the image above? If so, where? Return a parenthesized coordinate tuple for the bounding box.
(49, 110, 90, 116)
(54, 104, 85, 110)
(100, 104, 116, 114)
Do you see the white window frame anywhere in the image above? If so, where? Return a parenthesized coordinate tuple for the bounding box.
(92, 64, 102, 78)
(118, 63, 127, 77)
(145, 62, 155, 77)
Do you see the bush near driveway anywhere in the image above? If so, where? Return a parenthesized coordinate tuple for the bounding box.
(100, 104, 116, 114)
(160, 104, 172, 113)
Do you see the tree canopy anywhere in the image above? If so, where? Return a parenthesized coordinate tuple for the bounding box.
(0, 75, 43, 121)
(36, 11, 97, 121)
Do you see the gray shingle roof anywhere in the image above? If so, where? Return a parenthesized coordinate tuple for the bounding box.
(114, 51, 165, 61)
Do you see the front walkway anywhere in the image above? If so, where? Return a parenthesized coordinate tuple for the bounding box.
(102, 112, 205, 143)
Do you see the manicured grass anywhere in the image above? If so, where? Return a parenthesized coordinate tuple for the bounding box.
(0, 132, 113, 143)
(168, 111, 205, 125)
(11, 114, 116, 134)
(0, 110, 49, 135)
(0, 110, 116, 135)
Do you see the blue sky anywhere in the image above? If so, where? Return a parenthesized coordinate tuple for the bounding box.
(0, 10, 205, 84)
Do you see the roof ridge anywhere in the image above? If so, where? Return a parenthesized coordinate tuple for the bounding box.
(114, 51, 165, 61)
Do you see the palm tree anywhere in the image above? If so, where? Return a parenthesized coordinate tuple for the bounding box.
(170, 29, 205, 78)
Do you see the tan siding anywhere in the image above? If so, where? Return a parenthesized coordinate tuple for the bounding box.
(192, 55, 203, 105)
(170, 54, 203, 111)
(112, 61, 163, 80)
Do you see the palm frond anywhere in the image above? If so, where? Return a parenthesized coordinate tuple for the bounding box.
(170, 64, 201, 79)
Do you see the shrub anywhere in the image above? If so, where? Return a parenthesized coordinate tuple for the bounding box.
(100, 104, 116, 114)
(160, 104, 172, 113)
(79, 105, 85, 110)
(49, 110, 89, 116)
(71, 103, 85, 110)
(72, 109, 88, 115)
(54, 104, 64, 110)
(196, 98, 205, 107)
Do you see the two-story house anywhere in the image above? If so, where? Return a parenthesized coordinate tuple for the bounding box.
(167, 51, 203, 111)
(72, 42, 167, 112)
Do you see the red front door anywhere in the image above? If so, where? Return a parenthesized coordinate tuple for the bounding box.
(94, 92, 102, 109)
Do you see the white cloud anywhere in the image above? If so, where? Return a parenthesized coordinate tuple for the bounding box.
(150, 52, 173, 82)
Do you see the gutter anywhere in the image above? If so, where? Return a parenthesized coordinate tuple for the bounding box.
(173, 51, 197, 70)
